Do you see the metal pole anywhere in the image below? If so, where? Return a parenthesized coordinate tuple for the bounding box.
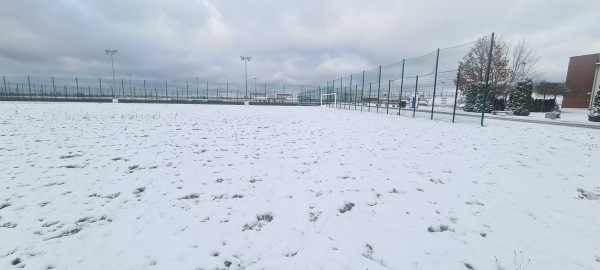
(28, 76, 32, 100)
(368, 83, 372, 112)
(186, 81, 189, 100)
(431, 49, 440, 120)
(128, 74, 132, 98)
(88, 86, 91, 99)
(52, 77, 56, 99)
(340, 77, 343, 109)
(264, 83, 267, 102)
(121, 79, 125, 98)
(387, 80, 391, 114)
(481, 33, 495, 126)
(361, 71, 365, 112)
(144, 80, 147, 100)
(355, 85, 358, 111)
(75, 77, 79, 99)
(398, 59, 405, 116)
(206, 82, 208, 100)
(196, 78, 199, 99)
(111, 52, 116, 96)
(376, 66, 382, 113)
(413, 75, 419, 118)
(165, 80, 168, 99)
(452, 68, 461, 123)
(2, 76, 6, 98)
(349, 74, 353, 110)
(99, 78, 102, 99)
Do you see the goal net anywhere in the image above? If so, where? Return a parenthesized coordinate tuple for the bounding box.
(320, 93, 337, 107)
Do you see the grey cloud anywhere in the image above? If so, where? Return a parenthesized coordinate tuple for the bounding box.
(1, 0, 598, 85)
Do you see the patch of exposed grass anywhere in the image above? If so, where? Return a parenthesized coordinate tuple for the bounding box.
(231, 194, 243, 198)
(60, 154, 81, 159)
(63, 164, 79, 169)
(178, 193, 200, 200)
(0, 202, 11, 210)
(39, 201, 51, 207)
(309, 211, 321, 222)
(133, 187, 146, 195)
(45, 227, 82, 240)
(577, 188, 599, 200)
(428, 224, 453, 233)
(11, 257, 21, 265)
(127, 165, 141, 173)
(242, 212, 274, 231)
(111, 157, 122, 161)
(1, 222, 17, 228)
(338, 202, 355, 213)
(41, 221, 60, 227)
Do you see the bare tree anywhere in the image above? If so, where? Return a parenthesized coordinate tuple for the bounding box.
(534, 81, 570, 100)
(506, 39, 542, 88)
(458, 36, 509, 95)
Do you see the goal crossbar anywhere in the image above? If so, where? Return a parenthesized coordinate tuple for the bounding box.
(320, 93, 337, 107)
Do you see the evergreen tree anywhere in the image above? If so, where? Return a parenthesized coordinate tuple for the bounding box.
(589, 87, 600, 122)
(509, 79, 533, 116)
(463, 83, 478, 112)
(474, 82, 494, 113)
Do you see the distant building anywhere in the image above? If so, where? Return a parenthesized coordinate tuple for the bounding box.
(564, 53, 600, 108)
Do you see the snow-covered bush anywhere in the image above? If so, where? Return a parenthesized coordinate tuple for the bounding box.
(509, 79, 533, 116)
(463, 83, 480, 112)
(589, 88, 600, 122)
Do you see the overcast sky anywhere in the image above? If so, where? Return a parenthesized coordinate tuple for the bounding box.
(1, 0, 598, 85)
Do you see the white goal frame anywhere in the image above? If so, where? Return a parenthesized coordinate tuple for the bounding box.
(320, 93, 337, 107)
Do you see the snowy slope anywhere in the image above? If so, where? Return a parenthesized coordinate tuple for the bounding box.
(0, 102, 599, 270)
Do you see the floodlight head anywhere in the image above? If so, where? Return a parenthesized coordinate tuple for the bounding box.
(240, 56, 244, 60)
(247, 56, 252, 61)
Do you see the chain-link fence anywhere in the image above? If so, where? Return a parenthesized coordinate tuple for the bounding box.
(0, 76, 314, 104)
(299, 34, 496, 124)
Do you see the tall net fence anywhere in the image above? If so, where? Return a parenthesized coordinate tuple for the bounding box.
(299, 36, 493, 123)
(0, 76, 314, 104)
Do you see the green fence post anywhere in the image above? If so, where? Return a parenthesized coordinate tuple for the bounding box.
(481, 32, 495, 126)
(387, 80, 391, 114)
(413, 75, 419, 118)
(361, 71, 365, 113)
(376, 66, 381, 113)
(431, 49, 440, 120)
(398, 59, 405, 115)
(28, 76, 32, 99)
(368, 83, 372, 112)
(453, 68, 461, 123)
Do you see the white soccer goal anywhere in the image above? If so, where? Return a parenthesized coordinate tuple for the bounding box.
(320, 93, 337, 107)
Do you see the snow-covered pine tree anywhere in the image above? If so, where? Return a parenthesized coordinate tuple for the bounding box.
(463, 83, 479, 112)
(510, 79, 533, 116)
(589, 87, 600, 122)
(474, 82, 494, 113)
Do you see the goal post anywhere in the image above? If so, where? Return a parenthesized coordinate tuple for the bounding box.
(320, 93, 337, 107)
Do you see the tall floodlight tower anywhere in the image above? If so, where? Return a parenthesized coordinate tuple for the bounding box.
(105, 50, 118, 97)
(240, 56, 252, 100)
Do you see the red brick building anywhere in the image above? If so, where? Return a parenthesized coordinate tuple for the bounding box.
(564, 53, 600, 108)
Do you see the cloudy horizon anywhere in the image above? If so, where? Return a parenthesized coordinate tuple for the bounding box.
(1, 0, 598, 86)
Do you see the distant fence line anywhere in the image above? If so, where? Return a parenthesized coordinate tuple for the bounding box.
(0, 76, 316, 103)
(299, 33, 497, 124)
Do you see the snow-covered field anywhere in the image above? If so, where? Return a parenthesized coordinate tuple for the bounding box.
(1, 102, 599, 270)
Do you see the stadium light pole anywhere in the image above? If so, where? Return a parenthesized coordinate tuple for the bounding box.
(105, 50, 117, 97)
(240, 56, 252, 100)
(128, 73, 132, 97)
(195, 77, 199, 99)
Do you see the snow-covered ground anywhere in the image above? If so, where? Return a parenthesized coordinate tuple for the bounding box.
(1, 102, 599, 270)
